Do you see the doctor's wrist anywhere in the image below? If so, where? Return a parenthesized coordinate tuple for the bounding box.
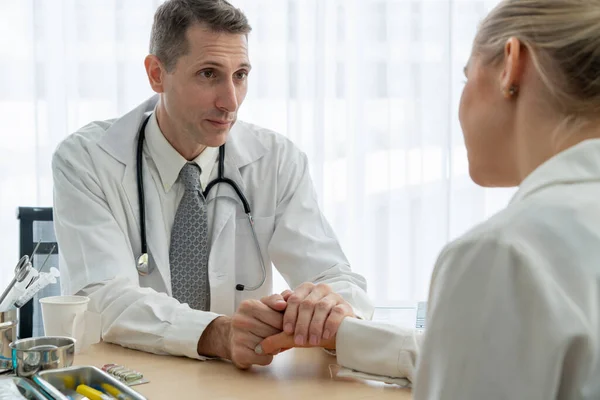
(197, 316, 232, 360)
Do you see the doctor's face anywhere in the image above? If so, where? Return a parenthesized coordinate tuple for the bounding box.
(459, 53, 518, 187)
(153, 24, 251, 148)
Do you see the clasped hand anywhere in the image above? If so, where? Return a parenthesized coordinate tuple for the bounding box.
(228, 282, 354, 369)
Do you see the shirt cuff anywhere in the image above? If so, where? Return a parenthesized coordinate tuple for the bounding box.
(163, 306, 221, 360)
(323, 348, 337, 356)
(351, 306, 367, 320)
(336, 367, 411, 387)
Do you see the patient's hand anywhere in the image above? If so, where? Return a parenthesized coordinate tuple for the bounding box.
(256, 283, 354, 356)
(277, 283, 354, 347)
(255, 331, 336, 356)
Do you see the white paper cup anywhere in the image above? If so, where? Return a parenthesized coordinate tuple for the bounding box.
(39, 295, 100, 354)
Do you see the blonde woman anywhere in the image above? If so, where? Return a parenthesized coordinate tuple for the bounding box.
(258, 0, 600, 398)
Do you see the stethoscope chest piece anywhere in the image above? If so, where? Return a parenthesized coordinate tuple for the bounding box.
(137, 253, 150, 276)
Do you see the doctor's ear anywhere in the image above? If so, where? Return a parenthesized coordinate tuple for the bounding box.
(144, 55, 167, 93)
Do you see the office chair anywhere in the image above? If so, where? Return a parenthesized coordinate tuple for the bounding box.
(16, 207, 60, 338)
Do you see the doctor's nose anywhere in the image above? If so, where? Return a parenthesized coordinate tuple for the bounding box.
(215, 80, 239, 113)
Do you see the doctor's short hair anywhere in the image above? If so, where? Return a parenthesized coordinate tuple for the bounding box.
(149, 0, 251, 72)
(475, 0, 600, 117)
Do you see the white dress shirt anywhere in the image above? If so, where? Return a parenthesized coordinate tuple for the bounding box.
(144, 111, 218, 245)
(336, 138, 600, 399)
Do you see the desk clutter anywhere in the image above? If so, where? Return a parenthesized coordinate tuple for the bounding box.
(0, 241, 59, 314)
(1, 365, 147, 400)
(34, 366, 146, 400)
(0, 252, 147, 400)
(0, 335, 148, 400)
(101, 364, 149, 387)
(0, 326, 147, 399)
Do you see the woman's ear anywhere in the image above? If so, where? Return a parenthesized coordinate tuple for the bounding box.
(500, 37, 524, 98)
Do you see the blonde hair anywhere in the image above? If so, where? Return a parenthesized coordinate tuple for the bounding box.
(474, 0, 600, 118)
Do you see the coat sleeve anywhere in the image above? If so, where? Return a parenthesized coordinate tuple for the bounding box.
(413, 234, 588, 400)
(52, 137, 219, 360)
(335, 317, 424, 381)
(267, 143, 374, 320)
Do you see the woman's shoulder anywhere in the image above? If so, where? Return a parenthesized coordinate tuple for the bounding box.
(434, 187, 600, 294)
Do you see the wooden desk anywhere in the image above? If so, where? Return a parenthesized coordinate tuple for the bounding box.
(76, 343, 412, 399)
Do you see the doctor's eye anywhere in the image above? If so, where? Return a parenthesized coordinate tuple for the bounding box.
(197, 69, 216, 79)
(234, 71, 249, 81)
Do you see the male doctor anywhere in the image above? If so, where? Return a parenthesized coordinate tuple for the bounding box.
(52, 0, 372, 369)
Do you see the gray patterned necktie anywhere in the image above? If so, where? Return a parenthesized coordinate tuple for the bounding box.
(169, 163, 210, 310)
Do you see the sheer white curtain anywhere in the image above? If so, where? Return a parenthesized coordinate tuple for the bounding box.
(0, 0, 514, 307)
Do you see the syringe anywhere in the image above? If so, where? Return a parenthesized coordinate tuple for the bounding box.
(0, 267, 39, 311)
(14, 267, 60, 308)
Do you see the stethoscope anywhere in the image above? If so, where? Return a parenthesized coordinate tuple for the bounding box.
(135, 114, 267, 291)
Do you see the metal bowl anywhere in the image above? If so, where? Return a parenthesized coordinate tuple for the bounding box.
(10, 336, 75, 377)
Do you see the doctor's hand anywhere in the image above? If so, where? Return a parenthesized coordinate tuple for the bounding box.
(278, 283, 355, 348)
(221, 297, 287, 370)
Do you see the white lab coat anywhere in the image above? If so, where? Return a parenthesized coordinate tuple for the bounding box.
(336, 139, 600, 399)
(52, 96, 373, 360)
